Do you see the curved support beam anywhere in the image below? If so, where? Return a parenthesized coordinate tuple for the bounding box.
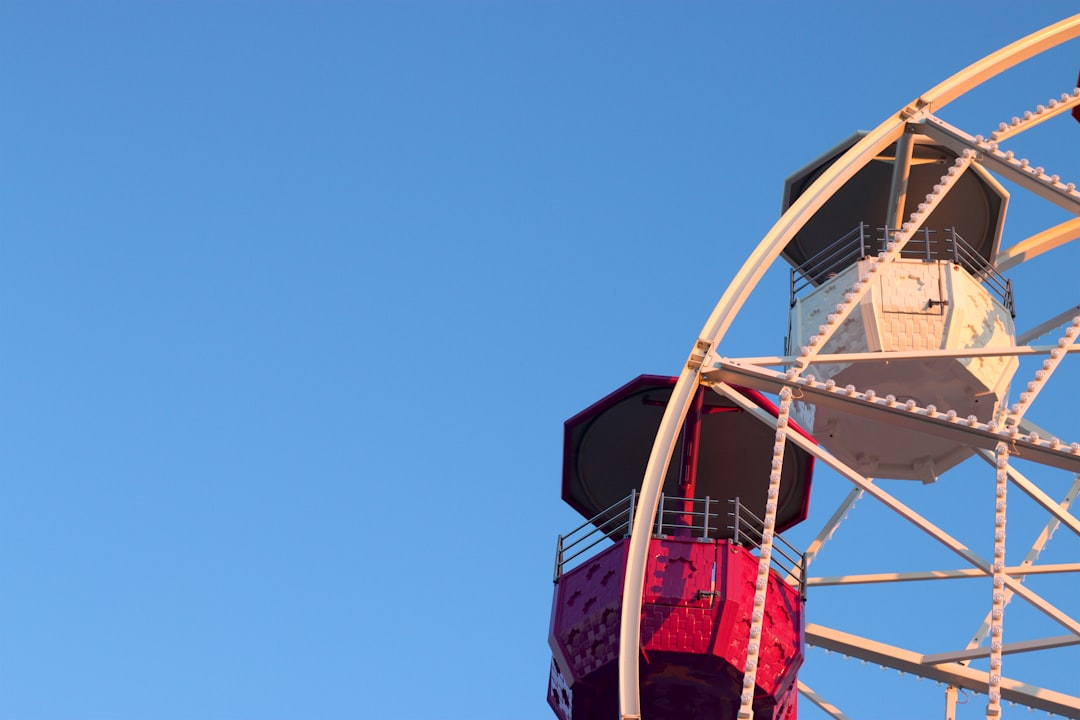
(617, 118, 906, 720)
(617, 15, 1080, 719)
(918, 14, 1080, 112)
(616, 362, 698, 720)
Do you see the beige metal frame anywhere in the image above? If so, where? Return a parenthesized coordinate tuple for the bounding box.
(617, 14, 1080, 720)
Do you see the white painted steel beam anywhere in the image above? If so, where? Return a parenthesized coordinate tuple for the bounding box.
(916, 15, 1080, 111)
(885, 130, 916, 231)
(1017, 304, 1080, 345)
(704, 359, 1080, 475)
(805, 624, 1080, 718)
(986, 90, 1080, 142)
(922, 635, 1080, 665)
(1005, 316, 1080, 426)
(998, 219, 1080, 273)
(618, 15, 1080, 718)
(734, 344, 1080, 367)
(802, 488, 863, 570)
(616, 82, 908, 720)
(736, 388, 795, 720)
(797, 682, 851, 720)
(976, 451, 1080, 539)
(807, 563, 1080, 587)
(966, 476, 1080, 655)
(713, 382, 1080, 638)
(918, 114, 1080, 215)
(987, 441, 1008, 715)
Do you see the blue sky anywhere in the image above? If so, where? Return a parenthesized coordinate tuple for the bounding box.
(3, 3, 1080, 719)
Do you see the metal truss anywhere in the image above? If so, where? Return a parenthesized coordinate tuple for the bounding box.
(714, 381, 1080, 718)
(616, 15, 1080, 720)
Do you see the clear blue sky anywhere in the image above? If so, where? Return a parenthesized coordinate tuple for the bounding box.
(3, 3, 1080, 719)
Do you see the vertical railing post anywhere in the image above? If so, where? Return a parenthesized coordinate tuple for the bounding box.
(627, 489, 636, 537)
(800, 551, 808, 601)
(702, 496, 711, 540)
(554, 534, 564, 584)
(950, 226, 960, 265)
(732, 496, 741, 546)
(858, 222, 867, 258)
(656, 492, 665, 536)
(922, 227, 933, 261)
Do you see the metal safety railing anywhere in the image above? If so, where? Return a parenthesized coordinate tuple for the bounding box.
(729, 497, 807, 598)
(553, 491, 723, 581)
(789, 223, 1015, 316)
(553, 493, 637, 583)
(789, 222, 874, 301)
(553, 491, 805, 598)
(945, 227, 1014, 316)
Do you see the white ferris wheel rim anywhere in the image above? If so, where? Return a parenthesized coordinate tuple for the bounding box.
(616, 13, 1080, 720)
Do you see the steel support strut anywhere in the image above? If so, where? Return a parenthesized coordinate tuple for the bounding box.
(617, 15, 1080, 719)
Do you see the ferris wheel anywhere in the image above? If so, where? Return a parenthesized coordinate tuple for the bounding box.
(547, 13, 1080, 720)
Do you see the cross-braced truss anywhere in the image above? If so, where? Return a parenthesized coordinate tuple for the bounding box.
(714, 381, 1080, 718)
(616, 14, 1080, 720)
